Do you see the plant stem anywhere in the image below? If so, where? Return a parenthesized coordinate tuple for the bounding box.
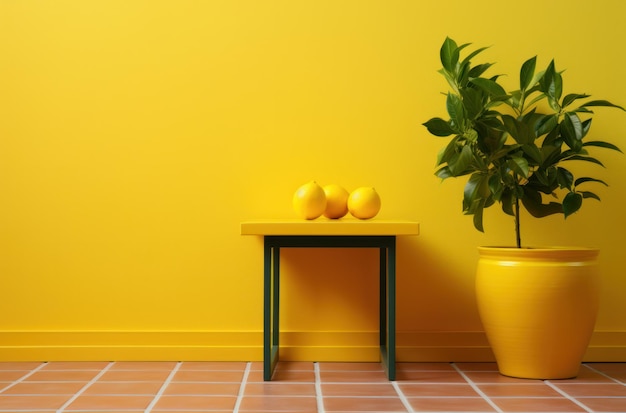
(515, 195, 521, 248)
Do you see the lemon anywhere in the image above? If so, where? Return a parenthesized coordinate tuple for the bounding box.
(348, 187, 381, 219)
(323, 184, 349, 219)
(292, 181, 327, 219)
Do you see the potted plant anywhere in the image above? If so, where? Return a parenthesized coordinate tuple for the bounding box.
(423, 37, 625, 379)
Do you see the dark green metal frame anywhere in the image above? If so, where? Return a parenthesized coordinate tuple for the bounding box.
(263, 235, 396, 381)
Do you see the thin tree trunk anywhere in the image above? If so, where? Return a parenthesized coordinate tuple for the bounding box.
(515, 195, 521, 248)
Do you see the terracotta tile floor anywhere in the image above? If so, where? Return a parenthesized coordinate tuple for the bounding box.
(0, 361, 624, 412)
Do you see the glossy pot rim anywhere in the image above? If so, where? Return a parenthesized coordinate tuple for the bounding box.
(478, 246, 600, 260)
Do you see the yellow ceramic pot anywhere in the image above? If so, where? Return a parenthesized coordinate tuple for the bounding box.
(476, 247, 600, 379)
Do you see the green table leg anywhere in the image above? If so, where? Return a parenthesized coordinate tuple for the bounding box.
(264, 242, 280, 380)
(380, 241, 396, 380)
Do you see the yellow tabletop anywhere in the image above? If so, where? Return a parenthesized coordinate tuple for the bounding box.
(240, 219, 419, 236)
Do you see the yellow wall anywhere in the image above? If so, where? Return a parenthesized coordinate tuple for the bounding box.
(1, 0, 626, 361)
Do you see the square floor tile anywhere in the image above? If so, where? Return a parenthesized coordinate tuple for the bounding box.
(397, 362, 456, 371)
(399, 383, 479, 397)
(163, 382, 241, 396)
(551, 368, 614, 383)
(463, 371, 543, 384)
(478, 383, 562, 397)
(576, 397, 626, 412)
(237, 395, 317, 411)
(25, 370, 100, 382)
(179, 361, 248, 371)
(274, 362, 315, 371)
(248, 369, 315, 382)
(324, 396, 408, 412)
(0, 362, 43, 370)
(454, 362, 499, 372)
(319, 370, 389, 383)
(41, 361, 110, 370)
(1, 381, 87, 395)
(0, 371, 31, 382)
(83, 381, 165, 395)
(321, 383, 398, 397)
(108, 361, 178, 370)
(395, 370, 467, 382)
(407, 397, 497, 412)
(173, 370, 245, 382)
(585, 363, 626, 373)
(0, 394, 71, 410)
(151, 395, 237, 410)
(317, 362, 383, 372)
(64, 394, 154, 410)
(491, 397, 587, 412)
(245, 382, 316, 396)
(552, 383, 626, 397)
(98, 370, 172, 382)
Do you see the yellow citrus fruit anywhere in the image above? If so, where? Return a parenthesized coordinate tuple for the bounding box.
(323, 184, 349, 219)
(348, 187, 381, 219)
(292, 181, 327, 219)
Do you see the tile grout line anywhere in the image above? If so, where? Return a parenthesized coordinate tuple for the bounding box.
(544, 380, 594, 413)
(451, 362, 504, 413)
(0, 362, 47, 394)
(391, 380, 415, 413)
(56, 361, 114, 413)
(314, 362, 325, 413)
(232, 361, 251, 413)
(143, 361, 181, 413)
(583, 363, 626, 385)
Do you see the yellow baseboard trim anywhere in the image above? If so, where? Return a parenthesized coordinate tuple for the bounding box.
(0, 330, 624, 362)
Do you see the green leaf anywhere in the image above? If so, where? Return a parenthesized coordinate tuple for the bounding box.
(436, 135, 461, 165)
(463, 173, 490, 212)
(574, 177, 608, 187)
(556, 167, 574, 189)
(580, 100, 626, 111)
(500, 188, 515, 216)
(502, 114, 533, 144)
(521, 144, 543, 164)
(458, 60, 471, 87)
(521, 187, 563, 217)
(535, 114, 558, 137)
(562, 93, 590, 108)
(440, 37, 459, 73)
(446, 93, 465, 130)
(532, 167, 557, 188)
(507, 157, 530, 178)
(435, 165, 453, 179)
(561, 113, 584, 151)
(520, 56, 537, 91)
(463, 173, 490, 232)
(581, 118, 592, 138)
(583, 140, 623, 153)
(488, 174, 504, 199)
(461, 46, 490, 68)
(460, 88, 484, 120)
(423, 118, 455, 137)
(563, 192, 583, 218)
(581, 191, 601, 201)
(563, 154, 605, 167)
(526, 91, 548, 108)
(468, 63, 493, 79)
(439, 68, 459, 92)
(448, 144, 474, 176)
(540, 60, 563, 109)
(470, 77, 507, 98)
(473, 201, 485, 232)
